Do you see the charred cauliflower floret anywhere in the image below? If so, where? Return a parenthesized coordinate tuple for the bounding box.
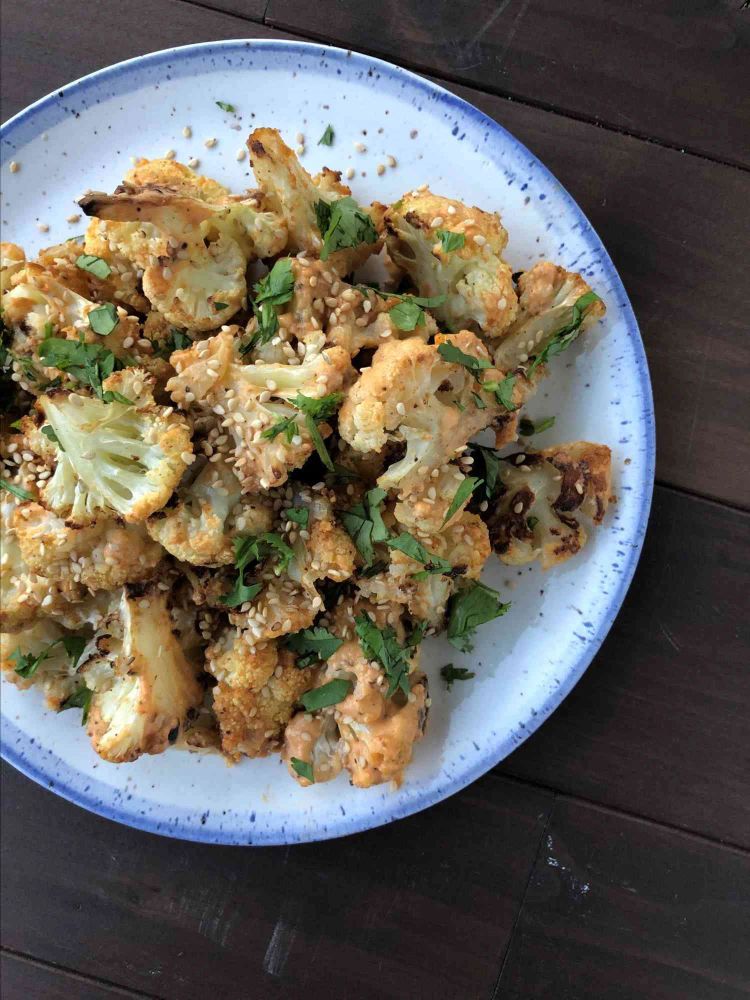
(83, 584, 203, 763)
(492, 262, 606, 372)
(35, 239, 150, 314)
(384, 190, 518, 337)
(79, 187, 247, 330)
(206, 631, 314, 759)
(484, 442, 612, 568)
(167, 329, 349, 492)
(35, 372, 192, 524)
(13, 502, 163, 592)
(146, 459, 273, 566)
(339, 331, 508, 491)
(248, 128, 380, 274)
(0, 497, 83, 632)
(283, 639, 428, 788)
(0, 619, 94, 709)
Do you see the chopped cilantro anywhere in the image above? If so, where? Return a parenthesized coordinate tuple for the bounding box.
(300, 678, 352, 712)
(447, 581, 510, 653)
(41, 425, 64, 450)
(216, 100, 236, 112)
(88, 302, 119, 336)
(317, 124, 335, 146)
(435, 229, 466, 253)
(0, 477, 33, 501)
(213, 301, 229, 311)
(483, 373, 517, 411)
(12, 634, 86, 680)
(467, 444, 504, 504)
(242, 258, 296, 354)
(290, 757, 315, 783)
(291, 392, 344, 470)
(527, 292, 601, 374)
(314, 196, 377, 261)
(471, 392, 487, 410)
(59, 684, 93, 724)
(386, 532, 452, 579)
(441, 664, 475, 690)
(340, 487, 388, 565)
(519, 415, 556, 436)
(75, 254, 111, 280)
(443, 476, 482, 525)
(355, 613, 423, 698)
(284, 627, 343, 668)
(437, 340, 491, 378)
(262, 414, 298, 443)
(527, 516, 539, 531)
(283, 506, 309, 527)
(218, 532, 292, 608)
(37, 336, 128, 401)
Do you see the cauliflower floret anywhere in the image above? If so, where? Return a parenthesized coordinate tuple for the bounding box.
(492, 262, 606, 372)
(205, 631, 314, 760)
(125, 157, 232, 202)
(0, 496, 83, 632)
(384, 190, 518, 337)
(339, 331, 508, 491)
(484, 442, 612, 568)
(146, 459, 273, 566)
(1, 242, 26, 293)
(35, 239, 150, 314)
(248, 128, 380, 274)
(0, 619, 95, 709)
(167, 329, 349, 492)
(36, 372, 192, 524)
(79, 188, 247, 330)
(83, 584, 203, 763)
(12, 502, 163, 591)
(283, 639, 428, 788)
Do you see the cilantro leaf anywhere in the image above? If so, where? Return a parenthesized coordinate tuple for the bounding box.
(220, 577, 263, 609)
(437, 340, 491, 378)
(59, 684, 93, 724)
(290, 757, 315, 782)
(447, 581, 510, 653)
(262, 414, 298, 443)
(292, 392, 344, 471)
(315, 196, 377, 261)
(41, 425, 64, 450)
(300, 678, 352, 712)
(527, 291, 601, 374)
(151, 328, 192, 359)
(216, 100, 236, 112)
(443, 476, 482, 526)
(214, 302, 229, 311)
(483, 373, 517, 411)
(519, 415, 556, 436)
(243, 259, 295, 353)
(435, 229, 466, 253)
(284, 627, 343, 668)
(38, 336, 127, 401)
(355, 613, 423, 698)
(283, 506, 309, 527)
(527, 515, 539, 530)
(467, 444, 503, 504)
(389, 298, 426, 331)
(218, 532, 292, 608)
(340, 487, 388, 565)
(0, 477, 33, 501)
(88, 302, 119, 336)
(386, 532, 452, 579)
(75, 254, 111, 280)
(317, 124, 335, 146)
(441, 664, 476, 690)
(12, 634, 87, 679)
(62, 635, 87, 670)
(471, 391, 487, 410)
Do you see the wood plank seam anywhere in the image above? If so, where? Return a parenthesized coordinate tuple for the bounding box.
(223, 0, 750, 176)
(491, 772, 750, 857)
(1, 948, 159, 999)
(171, 0, 267, 27)
(489, 798, 556, 1000)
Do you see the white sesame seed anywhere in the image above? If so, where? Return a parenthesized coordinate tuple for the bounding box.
(296, 132, 305, 144)
(236, 148, 246, 161)
(66, 213, 81, 224)
(188, 157, 200, 169)
(204, 137, 217, 148)
(164, 149, 176, 160)
(514, 501, 524, 514)
(296, 145, 305, 156)
(345, 167, 355, 179)
(354, 142, 367, 153)
(515, 454, 526, 464)
(575, 481, 584, 494)
(182, 125, 192, 138)
(376, 163, 386, 175)
(386, 154, 397, 167)
(430, 216, 444, 228)
(447, 204, 457, 215)
(498, 297, 507, 310)
(474, 234, 487, 246)
(10, 161, 20, 173)
(396, 402, 406, 415)
(36, 223, 49, 233)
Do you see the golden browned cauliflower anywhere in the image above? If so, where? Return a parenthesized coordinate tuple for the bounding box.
(248, 128, 380, 274)
(338, 331, 511, 491)
(384, 189, 518, 337)
(206, 631, 314, 759)
(492, 261, 606, 372)
(83, 584, 203, 763)
(33, 371, 193, 524)
(484, 442, 612, 568)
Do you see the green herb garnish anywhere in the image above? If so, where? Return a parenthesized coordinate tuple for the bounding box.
(317, 125, 335, 146)
(12, 634, 87, 680)
(283, 507, 309, 527)
(291, 392, 344, 470)
(242, 258, 295, 354)
(0, 477, 33, 501)
(386, 532, 452, 579)
(519, 415, 556, 436)
(41, 425, 64, 450)
(75, 254, 111, 280)
(340, 487, 388, 565)
(216, 101, 236, 112)
(355, 613, 423, 698)
(441, 664, 476, 690)
(290, 757, 315, 782)
(88, 302, 119, 336)
(300, 678, 352, 712)
(59, 684, 93, 724)
(218, 532, 292, 608)
(483, 373, 517, 411)
(315, 196, 377, 261)
(447, 581, 510, 653)
(443, 477, 482, 525)
(437, 340, 491, 378)
(527, 292, 601, 374)
(467, 444, 503, 504)
(37, 336, 128, 402)
(284, 627, 343, 668)
(435, 229, 466, 253)
(213, 301, 229, 311)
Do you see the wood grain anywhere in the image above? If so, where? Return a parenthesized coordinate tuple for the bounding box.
(3, 2, 749, 506)
(0, 953, 144, 999)
(0, 765, 552, 1000)
(500, 486, 750, 848)
(266, 0, 750, 168)
(495, 798, 750, 999)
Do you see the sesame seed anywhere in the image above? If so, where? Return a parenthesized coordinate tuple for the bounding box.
(236, 148, 246, 161)
(354, 142, 367, 153)
(575, 481, 585, 494)
(519, 353, 528, 362)
(396, 402, 406, 415)
(386, 154, 397, 167)
(9, 161, 20, 173)
(182, 125, 192, 138)
(164, 149, 176, 160)
(498, 297, 507, 309)
(345, 167, 355, 179)
(447, 204, 457, 215)
(515, 454, 526, 464)
(37, 223, 49, 233)
(296, 132, 305, 144)
(188, 157, 200, 169)
(296, 145, 305, 156)
(514, 501, 524, 514)
(376, 163, 386, 175)
(180, 451, 193, 464)
(474, 234, 487, 246)
(66, 213, 81, 224)
(204, 137, 217, 148)
(430, 216, 444, 228)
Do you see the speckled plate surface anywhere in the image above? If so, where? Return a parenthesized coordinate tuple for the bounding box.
(0, 40, 654, 845)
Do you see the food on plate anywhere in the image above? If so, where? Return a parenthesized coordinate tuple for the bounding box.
(0, 126, 612, 789)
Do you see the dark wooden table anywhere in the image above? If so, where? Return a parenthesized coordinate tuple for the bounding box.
(2, 2, 749, 997)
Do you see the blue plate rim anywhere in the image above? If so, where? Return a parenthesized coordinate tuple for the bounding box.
(0, 38, 655, 845)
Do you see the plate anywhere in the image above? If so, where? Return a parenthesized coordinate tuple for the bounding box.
(0, 39, 654, 845)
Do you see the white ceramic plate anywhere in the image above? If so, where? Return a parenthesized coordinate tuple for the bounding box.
(0, 40, 654, 844)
